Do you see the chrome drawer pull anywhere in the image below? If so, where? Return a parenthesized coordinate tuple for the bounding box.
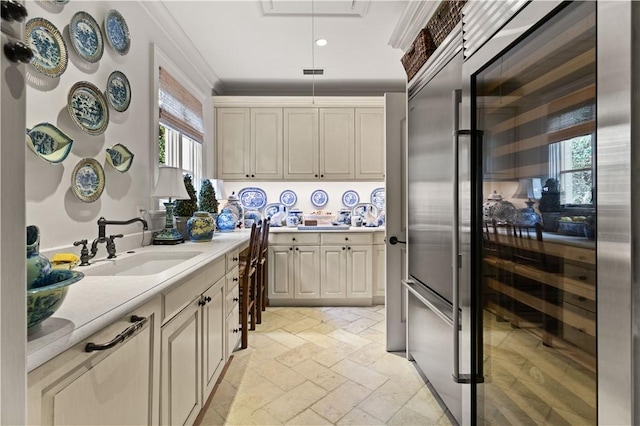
(85, 315, 147, 353)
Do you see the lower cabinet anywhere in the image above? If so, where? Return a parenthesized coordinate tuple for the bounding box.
(320, 245, 372, 298)
(346, 245, 373, 298)
(27, 297, 161, 426)
(268, 245, 321, 300)
(161, 277, 226, 426)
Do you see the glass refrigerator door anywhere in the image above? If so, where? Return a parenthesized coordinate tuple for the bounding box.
(473, 2, 596, 423)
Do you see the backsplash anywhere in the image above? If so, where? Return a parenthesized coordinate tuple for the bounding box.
(221, 181, 385, 215)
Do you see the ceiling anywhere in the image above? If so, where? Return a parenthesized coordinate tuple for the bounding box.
(161, 0, 410, 96)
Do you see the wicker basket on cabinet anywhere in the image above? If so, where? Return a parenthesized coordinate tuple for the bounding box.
(400, 28, 437, 81)
(426, 0, 467, 47)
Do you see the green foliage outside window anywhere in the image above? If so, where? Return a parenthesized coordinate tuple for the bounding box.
(158, 125, 166, 164)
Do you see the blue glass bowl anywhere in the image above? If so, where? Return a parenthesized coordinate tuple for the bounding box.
(27, 270, 84, 331)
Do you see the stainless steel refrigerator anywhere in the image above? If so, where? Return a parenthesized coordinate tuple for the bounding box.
(404, 1, 638, 424)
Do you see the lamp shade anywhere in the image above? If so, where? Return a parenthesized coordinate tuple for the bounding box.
(512, 178, 542, 200)
(153, 166, 189, 199)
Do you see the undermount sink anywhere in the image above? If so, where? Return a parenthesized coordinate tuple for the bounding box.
(82, 251, 204, 276)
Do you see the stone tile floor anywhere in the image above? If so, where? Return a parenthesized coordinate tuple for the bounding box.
(198, 306, 452, 425)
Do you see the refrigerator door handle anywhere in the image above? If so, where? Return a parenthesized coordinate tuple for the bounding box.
(452, 89, 464, 384)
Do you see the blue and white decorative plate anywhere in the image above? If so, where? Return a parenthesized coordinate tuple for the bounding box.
(107, 71, 131, 112)
(106, 143, 134, 172)
(71, 158, 105, 203)
(24, 17, 68, 78)
(104, 10, 130, 55)
(67, 81, 109, 135)
(342, 190, 360, 208)
(279, 190, 297, 207)
(371, 187, 385, 210)
(69, 11, 103, 63)
(310, 189, 329, 208)
(238, 187, 267, 210)
(263, 203, 283, 219)
(26, 123, 73, 164)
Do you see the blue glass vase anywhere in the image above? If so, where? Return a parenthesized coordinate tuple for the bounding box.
(26, 225, 51, 290)
(216, 208, 237, 233)
(187, 212, 215, 242)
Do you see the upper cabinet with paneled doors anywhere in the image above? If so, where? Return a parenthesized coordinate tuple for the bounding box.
(213, 97, 384, 181)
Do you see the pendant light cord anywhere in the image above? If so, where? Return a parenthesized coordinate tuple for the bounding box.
(311, 0, 315, 104)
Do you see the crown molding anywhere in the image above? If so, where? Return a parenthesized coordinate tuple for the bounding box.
(212, 96, 385, 108)
(388, 1, 439, 52)
(138, 1, 223, 95)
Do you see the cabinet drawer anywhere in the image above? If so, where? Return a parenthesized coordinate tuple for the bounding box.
(322, 233, 372, 245)
(226, 248, 242, 273)
(226, 284, 239, 316)
(162, 257, 225, 323)
(372, 232, 385, 245)
(225, 267, 239, 294)
(226, 304, 241, 359)
(270, 233, 320, 245)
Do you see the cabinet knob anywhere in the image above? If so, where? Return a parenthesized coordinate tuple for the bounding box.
(233, 297, 239, 302)
(232, 328, 239, 333)
(198, 299, 206, 306)
(292, 237, 296, 241)
(232, 256, 239, 262)
(289, 247, 293, 251)
(251, 174, 255, 178)
(245, 174, 249, 178)
(345, 237, 349, 241)
(315, 174, 318, 178)
(205, 296, 212, 303)
(232, 277, 238, 282)
(347, 246, 351, 250)
(342, 247, 346, 250)
(320, 174, 324, 178)
(295, 247, 299, 251)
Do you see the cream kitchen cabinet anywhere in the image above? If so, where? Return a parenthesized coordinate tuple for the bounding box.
(283, 108, 319, 180)
(268, 233, 321, 300)
(319, 108, 355, 180)
(355, 108, 385, 180)
(372, 232, 386, 301)
(224, 248, 241, 358)
(216, 108, 283, 180)
(27, 298, 161, 426)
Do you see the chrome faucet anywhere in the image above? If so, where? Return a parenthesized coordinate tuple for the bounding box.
(90, 216, 149, 260)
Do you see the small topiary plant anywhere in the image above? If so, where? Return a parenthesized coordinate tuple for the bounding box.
(199, 178, 218, 214)
(174, 174, 198, 217)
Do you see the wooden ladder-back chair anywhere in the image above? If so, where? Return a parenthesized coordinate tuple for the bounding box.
(256, 219, 270, 324)
(239, 223, 260, 349)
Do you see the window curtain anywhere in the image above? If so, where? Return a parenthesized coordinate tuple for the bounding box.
(159, 67, 204, 142)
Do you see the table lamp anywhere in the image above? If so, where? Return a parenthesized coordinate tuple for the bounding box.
(512, 178, 542, 225)
(152, 166, 189, 245)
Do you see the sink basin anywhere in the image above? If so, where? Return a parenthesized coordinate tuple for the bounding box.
(83, 251, 203, 276)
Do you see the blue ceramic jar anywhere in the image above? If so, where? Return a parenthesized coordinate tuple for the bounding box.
(26, 225, 51, 290)
(285, 209, 303, 227)
(216, 208, 237, 232)
(187, 211, 215, 242)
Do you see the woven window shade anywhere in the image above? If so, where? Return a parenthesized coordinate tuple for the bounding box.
(159, 67, 204, 142)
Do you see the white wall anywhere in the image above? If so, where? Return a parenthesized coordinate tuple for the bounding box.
(221, 181, 384, 216)
(25, 1, 218, 253)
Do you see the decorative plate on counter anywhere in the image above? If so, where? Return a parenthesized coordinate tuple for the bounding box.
(104, 10, 130, 55)
(341, 190, 360, 208)
(105, 143, 134, 172)
(69, 11, 103, 63)
(238, 187, 267, 210)
(26, 122, 73, 164)
(263, 203, 284, 219)
(25, 17, 68, 78)
(352, 203, 379, 218)
(67, 81, 109, 135)
(370, 187, 385, 210)
(107, 71, 131, 112)
(71, 158, 105, 203)
(279, 190, 297, 207)
(310, 189, 329, 208)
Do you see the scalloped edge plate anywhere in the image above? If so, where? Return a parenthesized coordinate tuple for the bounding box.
(69, 11, 104, 63)
(67, 81, 109, 135)
(341, 190, 360, 208)
(105, 143, 134, 172)
(26, 122, 73, 164)
(238, 187, 267, 210)
(25, 17, 68, 78)
(107, 70, 131, 112)
(71, 158, 105, 203)
(370, 187, 385, 210)
(103, 10, 130, 55)
(279, 189, 297, 207)
(310, 189, 329, 208)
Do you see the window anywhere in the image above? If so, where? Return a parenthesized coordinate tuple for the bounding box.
(549, 135, 594, 205)
(158, 67, 204, 188)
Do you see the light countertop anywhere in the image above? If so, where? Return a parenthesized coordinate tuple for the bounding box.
(269, 226, 385, 233)
(27, 231, 250, 372)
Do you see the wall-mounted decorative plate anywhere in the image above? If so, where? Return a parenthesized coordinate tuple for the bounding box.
(69, 11, 103, 63)
(341, 190, 360, 208)
(106, 70, 131, 112)
(105, 143, 134, 172)
(71, 158, 105, 203)
(104, 10, 130, 55)
(279, 190, 297, 207)
(67, 81, 109, 135)
(238, 187, 267, 210)
(370, 187, 385, 210)
(310, 189, 329, 208)
(26, 123, 73, 164)
(24, 17, 68, 78)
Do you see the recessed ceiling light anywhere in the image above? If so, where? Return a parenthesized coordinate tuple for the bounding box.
(315, 39, 328, 47)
